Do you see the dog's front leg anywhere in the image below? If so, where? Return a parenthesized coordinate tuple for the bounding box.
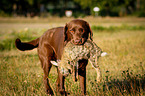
(78, 67, 86, 95)
(78, 59, 88, 95)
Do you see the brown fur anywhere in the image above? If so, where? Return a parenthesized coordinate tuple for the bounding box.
(15, 19, 93, 95)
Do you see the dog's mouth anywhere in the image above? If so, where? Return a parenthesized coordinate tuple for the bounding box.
(72, 38, 86, 45)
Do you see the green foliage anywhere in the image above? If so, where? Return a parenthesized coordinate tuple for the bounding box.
(0, 10, 11, 17)
(91, 25, 145, 32)
(74, 0, 92, 9)
(0, 0, 145, 17)
(73, 0, 145, 16)
(27, 0, 34, 5)
(73, 12, 86, 18)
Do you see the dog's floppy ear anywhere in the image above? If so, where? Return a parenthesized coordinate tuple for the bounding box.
(86, 22, 93, 41)
(64, 23, 68, 42)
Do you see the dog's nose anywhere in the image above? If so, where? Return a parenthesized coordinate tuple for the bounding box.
(74, 39, 82, 44)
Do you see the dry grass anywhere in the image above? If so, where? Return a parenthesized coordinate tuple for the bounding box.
(0, 17, 145, 96)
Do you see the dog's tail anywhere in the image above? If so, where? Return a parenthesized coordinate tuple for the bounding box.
(15, 38, 40, 51)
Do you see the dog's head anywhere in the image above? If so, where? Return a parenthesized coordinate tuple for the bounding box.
(64, 19, 93, 45)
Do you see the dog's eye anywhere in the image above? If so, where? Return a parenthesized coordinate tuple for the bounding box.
(79, 28, 84, 33)
(70, 30, 74, 33)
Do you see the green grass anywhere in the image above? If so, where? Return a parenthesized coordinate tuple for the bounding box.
(91, 25, 145, 32)
(0, 17, 145, 96)
(0, 28, 47, 51)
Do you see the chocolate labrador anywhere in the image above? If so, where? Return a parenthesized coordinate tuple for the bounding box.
(15, 19, 99, 95)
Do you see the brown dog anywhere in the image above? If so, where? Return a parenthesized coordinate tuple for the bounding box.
(15, 19, 94, 95)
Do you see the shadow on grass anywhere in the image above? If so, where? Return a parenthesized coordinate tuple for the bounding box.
(102, 67, 145, 95)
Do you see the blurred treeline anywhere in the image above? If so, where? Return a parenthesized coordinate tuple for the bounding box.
(0, 0, 145, 17)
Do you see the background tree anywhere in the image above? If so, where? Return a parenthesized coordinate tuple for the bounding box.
(73, 0, 145, 16)
(0, 0, 145, 17)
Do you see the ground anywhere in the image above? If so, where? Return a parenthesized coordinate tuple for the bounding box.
(0, 17, 145, 95)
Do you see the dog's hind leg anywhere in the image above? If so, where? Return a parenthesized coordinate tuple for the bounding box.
(38, 44, 55, 95)
(56, 68, 66, 95)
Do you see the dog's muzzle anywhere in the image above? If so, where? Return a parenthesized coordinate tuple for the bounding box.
(72, 38, 85, 45)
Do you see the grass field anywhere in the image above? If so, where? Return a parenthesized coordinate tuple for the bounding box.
(0, 17, 145, 96)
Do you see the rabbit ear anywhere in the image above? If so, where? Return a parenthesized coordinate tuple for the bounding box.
(50, 61, 58, 66)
